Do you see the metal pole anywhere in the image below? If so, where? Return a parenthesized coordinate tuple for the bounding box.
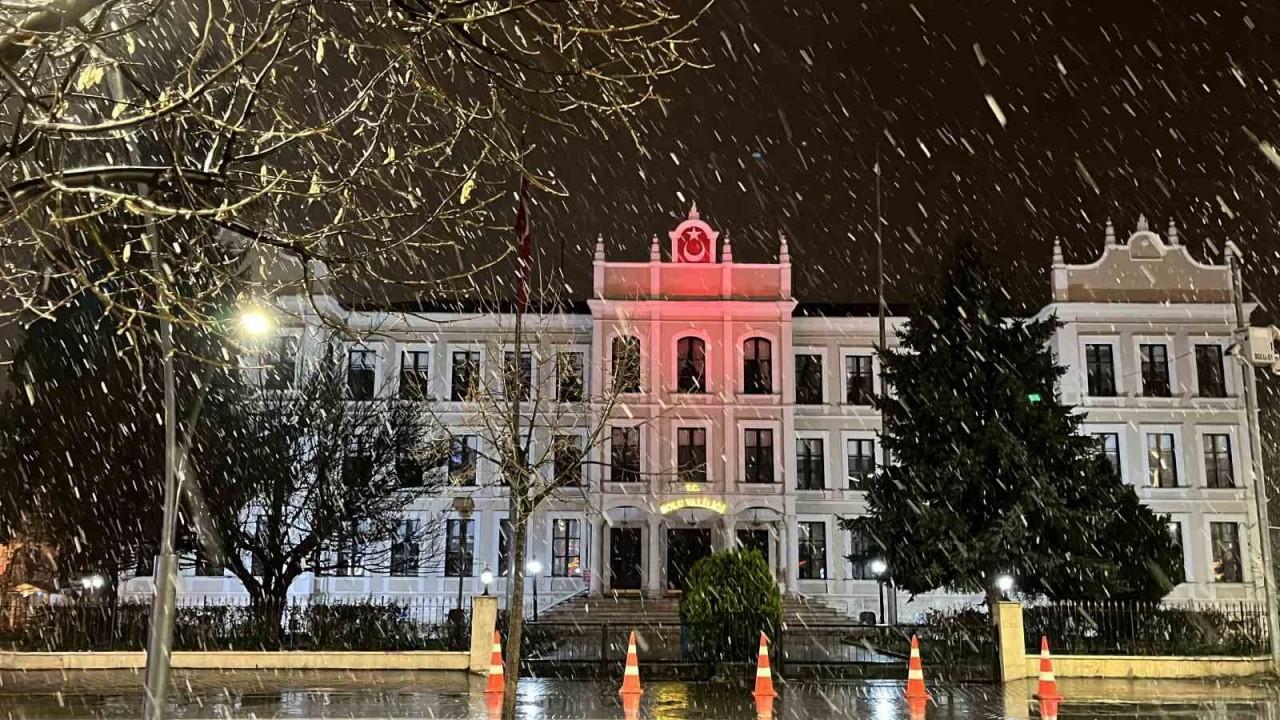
(533, 576, 539, 622)
(1227, 246, 1280, 670)
(877, 581, 885, 625)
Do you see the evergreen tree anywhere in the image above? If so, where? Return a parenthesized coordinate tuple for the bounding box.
(846, 234, 1182, 602)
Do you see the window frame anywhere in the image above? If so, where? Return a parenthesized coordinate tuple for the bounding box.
(448, 346, 483, 402)
(843, 353, 876, 406)
(610, 334, 643, 394)
(742, 427, 776, 484)
(1194, 342, 1229, 398)
(258, 333, 301, 391)
(1137, 341, 1174, 397)
(607, 423, 643, 484)
(797, 519, 828, 581)
(502, 348, 534, 402)
(398, 346, 432, 400)
(1143, 429, 1182, 488)
(549, 516, 583, 578)
(496, 515, 514, 577)
(556, 349, 587, 402)
(795, 435, 827, 491)
(444, 517, 476, 578)
(675, 334, 708, 393)
(742, 336, 774, 395)
(793, 350, 826, 405)
(448, 434, 479, 486)
(1083, 341, 1118, 397)
(346, 345, 379, 400)
(1199, 428, 1237, 489)
(552, 433, 586, 487)
(675, 425, 709, 484)
(389, 518, 421, 577)
(1206, 518, 1245, 584)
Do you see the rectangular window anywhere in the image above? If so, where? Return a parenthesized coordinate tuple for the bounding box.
(333, 523, 364, 577)
(1084, 344, 1117, 397)
(847, 530, 876, 580)
(449, 435, 477, 486)
(676, 428, 707, 484)
(1196, 345, 1227, 398)
(399, 350, 431, 400)
(262, 336, 299, 390)
(743, 429, 775, 484)
(743, 338, 773, 394)
(1146, 433, 1179, 488)
(504, 351, 532, 401)
(612, 337, 642, 393)
(557, 352, 585, 402)
(497, 519, 514, 576)
(845, 355, 874, 405)
(450, 350, 480, 401)
(554, 435, 584, 486)
(347, 348, 376, 400)
(1093, 432, 1121, 479)
(610, 426, 641, 483)
(847, 438, 876, 489)
(551, 519, 582, 577)
(1210, 521, 1243, 583)
(445, 519, 475, 577)
(1203, 434, 1235, 489)
(343, 437, 373, 485)
(390, 519, 420, 577)
(1167, 521, 1184, 576)
(795, 354, 824, 405)
(677, 337, 707, 393)
(796, 438, 825, 491)
(798, 521, 827, 580)
(1140, 344, 1171, 397)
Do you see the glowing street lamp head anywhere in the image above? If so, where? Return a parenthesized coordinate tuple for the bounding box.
(526, 559, 543, 576)
(238, 308, 273, 337)
(869, 559, 888, 576)
(480, 568, 494, 586)
(994, 574, 1015, 593)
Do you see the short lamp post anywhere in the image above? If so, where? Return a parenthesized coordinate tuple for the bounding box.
(870, 559, 888, 624)
(527, 559, 543, 622)
(995, 574, 1015, 601)
(480, 567, 493, 596)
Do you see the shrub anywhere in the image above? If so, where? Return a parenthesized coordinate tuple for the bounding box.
(680, 549, 782, 662)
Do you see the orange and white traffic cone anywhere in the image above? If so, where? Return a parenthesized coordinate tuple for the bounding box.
(619, 629, 643, 697)
(753, 632, 778, 700)
(754, 693, 775, 720)
(905, 635, 930, 701)
(622, 691, 642, 720)
(484, 630, 505, 694)
(907, 695, 928, 719)
(485, 692, 504, 719)
(1034, 636, 1061, 717)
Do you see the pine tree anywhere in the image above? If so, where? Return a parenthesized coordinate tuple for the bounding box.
(846, 234, 1182, 602)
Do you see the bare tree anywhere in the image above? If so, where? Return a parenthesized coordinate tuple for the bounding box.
(0, 0, 708, 344)
(187, 335, 445, 644)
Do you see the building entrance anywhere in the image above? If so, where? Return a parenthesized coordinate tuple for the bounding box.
(666, 528, 712, 592)
(609, 527, 643, 590)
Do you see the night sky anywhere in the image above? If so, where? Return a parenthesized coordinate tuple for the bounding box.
(505, 0, 1280, 313)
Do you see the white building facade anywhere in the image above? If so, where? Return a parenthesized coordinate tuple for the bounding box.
(127, 209, 1265, 618)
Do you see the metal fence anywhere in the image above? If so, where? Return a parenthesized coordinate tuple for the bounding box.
(1023, 600, 1269, 657)
(0, 596, 470, 652)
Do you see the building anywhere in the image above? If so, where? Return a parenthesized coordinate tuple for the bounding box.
(122, 207, 1265, 618)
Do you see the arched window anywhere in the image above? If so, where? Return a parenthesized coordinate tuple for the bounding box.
(743, 338, 773, 394)
(676, 336, 707, 393)
(611, 336, 642, 393)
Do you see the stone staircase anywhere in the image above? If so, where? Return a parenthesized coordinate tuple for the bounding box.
(537, 592, 861, 628)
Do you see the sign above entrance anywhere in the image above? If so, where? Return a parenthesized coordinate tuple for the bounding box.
(659, 496, 728, 515)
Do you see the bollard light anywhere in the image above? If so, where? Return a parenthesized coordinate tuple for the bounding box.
(480, 567, 493, 596)
(869, 559, 887, 576)
(995, 574, 1015, 599)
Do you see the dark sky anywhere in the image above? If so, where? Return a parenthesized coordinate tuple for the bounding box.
(511, 0, 1280, 312)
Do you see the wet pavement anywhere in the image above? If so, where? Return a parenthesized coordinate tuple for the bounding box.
(0, 670, 1277, 719)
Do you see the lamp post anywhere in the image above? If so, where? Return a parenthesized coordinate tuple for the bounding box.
(527, 559, 543, 621)
(870, 559, 888, 624)
(480, 568, 493, 596)
(994, 574, 1014, 601)
(143, 306, 270, 720)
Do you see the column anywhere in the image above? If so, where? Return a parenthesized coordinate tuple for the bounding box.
(784, 514, 800, 594)
(720, 514, 736, 551)
(646, 515, 663, 596)
(589, 517, 604, 596)
(775, 521, 788, 589)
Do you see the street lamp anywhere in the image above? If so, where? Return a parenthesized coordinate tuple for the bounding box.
(80, 574, 105, 591)
(870, 560, 888, 624)
(480, 567, 493, 596)
(527, 559, 543, 622)
(238, 307, 273, 337)
(994, 574, 1015, 600)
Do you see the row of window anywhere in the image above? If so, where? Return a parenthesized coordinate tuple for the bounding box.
(1084, 342, 1228, 398)
(1094, 430, 1239, 489)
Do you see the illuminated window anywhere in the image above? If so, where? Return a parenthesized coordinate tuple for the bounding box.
(551, 519, 582, 577)
(798, 521, 827, 580)
(1210, 522, 1242, 583)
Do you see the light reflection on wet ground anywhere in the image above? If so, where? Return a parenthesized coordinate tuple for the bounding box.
(0, 671, 1277, 719)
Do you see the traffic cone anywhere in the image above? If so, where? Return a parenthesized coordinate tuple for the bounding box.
(484, 630, 505, 694)
(1034, 636, 1061, 717)
(619, 629, 643, 697)
(907, 695, 928, 719)
(622, 691, 642, 720)
(485, 692, 504, 719)
(754, 693, 775, 720)
(904, 635, 930, 701)
(752, 632, 778, 700)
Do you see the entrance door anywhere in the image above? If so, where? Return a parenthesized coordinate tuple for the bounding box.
(610, 528, 643, 590)
(737, 528, 770, 559)
(666, 528, 712, 592)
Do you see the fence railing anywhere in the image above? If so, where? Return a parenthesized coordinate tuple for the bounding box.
(1023, 600, 1269, 657)
(0, 596, 470, 652)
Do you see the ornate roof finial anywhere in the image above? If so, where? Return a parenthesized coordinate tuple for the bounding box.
(687, 201, 700, 221)
(649, 234, 661, 262)
(1167, 218, 1179, 245)
(593, 234, 605, 261)
(1105, 218, 1116, 246)
(720, 231, 732, 262)
(1136, 214, 1149, 233)
(778, 231, 790, 263)
(1052, 238, 1065, 267)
